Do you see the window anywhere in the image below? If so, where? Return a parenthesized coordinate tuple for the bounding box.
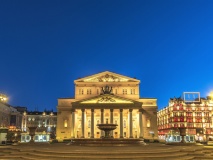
(131, 89, 135, 94)
(64, 120, 67, 128)
(87, 89, 92, 95)
(79, 89, 84, 95)
(147, 119, 150, 127)
(180, 112, 184, 116)
(123, 89, 127, 95)
(115, 89, 117, 94)
(97, 89, 99, 94)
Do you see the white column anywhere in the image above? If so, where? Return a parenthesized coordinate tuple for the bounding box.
(129, 109, 133, 138)
(91, 109, 94, 138)
(71, 109, 75, 138)
(101, 109, 104, 137)
(139, 109, 143, 138)
(110, 109, 114, 137)
(120, 109, 123, 138)
(81, 109, 85, 138)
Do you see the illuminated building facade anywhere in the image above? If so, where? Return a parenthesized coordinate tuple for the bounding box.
(56, 71, 158, 141)
(21, 111, 57, 142)
(158, 93, 213, 142)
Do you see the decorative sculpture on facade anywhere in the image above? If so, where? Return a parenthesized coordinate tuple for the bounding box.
(101, 85, 113, 95)
(97, 97, 116, 103)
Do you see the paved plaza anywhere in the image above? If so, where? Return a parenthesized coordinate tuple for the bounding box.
(1, 143, 213, 160)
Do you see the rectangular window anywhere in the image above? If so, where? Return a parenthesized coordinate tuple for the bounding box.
(147, 119, 150, 127)
(97, 89, 99, 94)
(87, 89, 92, 95)
(123, 89, 127, 95)
(79, 89, 84, 95)
(64, 120, 67, 128)
(130, 89, 135, 94)
(115, 89, 117, 94)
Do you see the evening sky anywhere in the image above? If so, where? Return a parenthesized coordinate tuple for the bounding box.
(0, 0, 213, 111)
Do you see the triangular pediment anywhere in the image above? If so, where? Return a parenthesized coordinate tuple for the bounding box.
(75, 94, 137, 104)
(74, 71, 140, 83)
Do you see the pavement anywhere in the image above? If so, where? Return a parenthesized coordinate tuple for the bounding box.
(0, 142, 213, 160)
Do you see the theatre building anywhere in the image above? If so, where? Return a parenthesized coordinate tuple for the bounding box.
(56, 71, 158, 141)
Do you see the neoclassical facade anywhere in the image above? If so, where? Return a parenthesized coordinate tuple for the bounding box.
(56, 71, 158, 140)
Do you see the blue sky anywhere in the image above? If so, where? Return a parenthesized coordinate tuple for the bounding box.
(0, 0, 213, 111)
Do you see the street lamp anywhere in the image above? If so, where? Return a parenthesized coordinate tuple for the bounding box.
(0, 93, 8, 103)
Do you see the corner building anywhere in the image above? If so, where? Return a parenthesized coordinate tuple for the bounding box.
(56, 71, 158, 141)
(158, 95, 213, 142)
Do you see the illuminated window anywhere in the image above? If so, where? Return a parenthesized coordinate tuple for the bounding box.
(147, 119, 150, 127)
(64, 120, 68, 128)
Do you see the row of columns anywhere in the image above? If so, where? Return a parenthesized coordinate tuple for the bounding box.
(71, 109, 143, 138)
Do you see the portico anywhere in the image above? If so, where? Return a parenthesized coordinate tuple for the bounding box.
(69, 109, 143, 139)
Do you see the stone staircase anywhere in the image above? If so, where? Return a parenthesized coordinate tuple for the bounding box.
(0, 144, 213, 160)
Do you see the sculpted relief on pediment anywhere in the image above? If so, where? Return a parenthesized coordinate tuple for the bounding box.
(84, 74, 129, 82)
(81, 96, 133, 104)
